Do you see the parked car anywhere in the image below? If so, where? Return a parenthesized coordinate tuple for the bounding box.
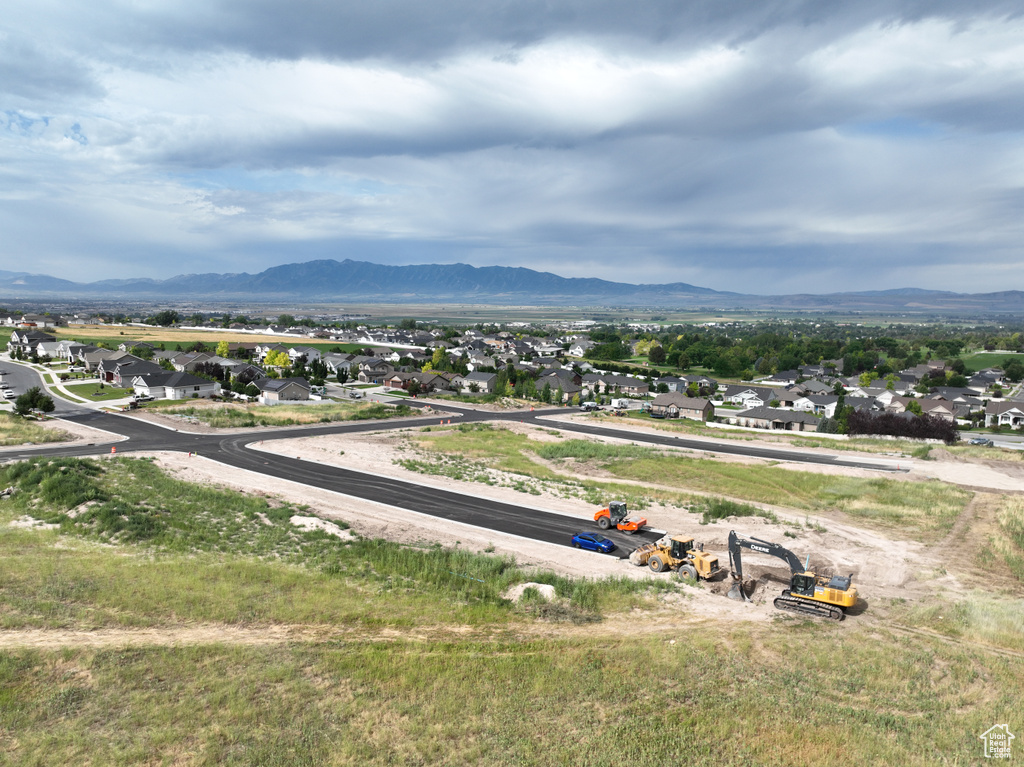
(968, 437, 994, 447)
(579, 401, 600, 412)
(571, 532, 616, 553)
(2, 390, 15, 399)
(349, 390, 364, 399)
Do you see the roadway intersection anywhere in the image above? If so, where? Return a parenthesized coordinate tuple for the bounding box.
(0, 363, 905, 557)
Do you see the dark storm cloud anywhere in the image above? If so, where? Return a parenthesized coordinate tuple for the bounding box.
(2, 0, 1023, 291)
(102, 1, 1023, 63)
(0, 37, 104, 102)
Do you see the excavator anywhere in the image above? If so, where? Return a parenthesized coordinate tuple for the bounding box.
(594, 501, 647, 534)
(727, 530, 858, 621)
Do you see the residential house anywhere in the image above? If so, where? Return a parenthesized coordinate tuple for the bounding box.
(132, 371, 219, 400)
(356, 360, 396, 384)
(984, 400, 1024, 428)
(733, 406, 820, 432)
(454, 372, 497, 394)
(792, 395, 841, 418)
(81, 348, 119, 372)
(535, 376, 582, 402)
(888, 397, 956, 422)
(649, 393, 713, 421)
(582, 373, 649, 397)
(256, 377, 312, 403)
(567, 339, 594, 357)
(718, 385, 781, 408)
(34, 341, 64, 359)
(657, 376, 686, 393)
(8, 329, 55, 355)
(289, 346, 322, 364)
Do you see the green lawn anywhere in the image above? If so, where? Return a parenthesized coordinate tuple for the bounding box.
(959, 351, 1024, 373)
(62, 383, 130, 402)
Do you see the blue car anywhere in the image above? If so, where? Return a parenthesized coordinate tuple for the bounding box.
(571, 532, 616, 553)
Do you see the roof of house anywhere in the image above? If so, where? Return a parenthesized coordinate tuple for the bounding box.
(650, 393, 713, 409)
(256, 377, 312, 392)
(132, 371, 212, 388)
(735, 406, 821, 425)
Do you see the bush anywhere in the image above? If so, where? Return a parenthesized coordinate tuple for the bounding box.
(847, 410, 960, 444)
(14, 387, 55, 416)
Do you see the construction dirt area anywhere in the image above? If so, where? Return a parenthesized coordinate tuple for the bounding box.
(41, 406, 1016, 628)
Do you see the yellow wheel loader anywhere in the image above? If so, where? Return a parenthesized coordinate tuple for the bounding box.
(629, 534, 720, 581)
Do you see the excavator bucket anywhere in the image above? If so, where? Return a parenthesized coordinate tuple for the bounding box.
(727, 579, 750, 602)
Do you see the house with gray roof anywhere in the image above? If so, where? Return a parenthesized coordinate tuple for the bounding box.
(732, 406, 820, 432)
(132, 371, 219, 400)
(649, 393, 713, 421)
(256, 377, 311, 403)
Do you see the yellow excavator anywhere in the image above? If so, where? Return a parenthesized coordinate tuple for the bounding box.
(727, 530, 858, 621)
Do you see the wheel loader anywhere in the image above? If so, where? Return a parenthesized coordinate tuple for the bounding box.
(629, 534, 720, 581)
(594, 500, 647, 534)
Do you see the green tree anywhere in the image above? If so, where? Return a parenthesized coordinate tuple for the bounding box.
(14, 387, 55, 416)
(648, 345, 666, 365)
(265, 350, 290, 368)
(408, 379, 421, 396)
(906, 399, 923, 416)
(151, 310, 179, 327)
(541, 381, 552, 404)
(858, 371, 879, 387)
(216, 340, 231, 358)
(277, 314, 295, 327)
(1004, 359, 1024, 383)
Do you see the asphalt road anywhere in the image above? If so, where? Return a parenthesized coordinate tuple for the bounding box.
(0, 363, 903, 559)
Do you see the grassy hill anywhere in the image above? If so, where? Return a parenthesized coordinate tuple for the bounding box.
(0, 456, 1020, 765)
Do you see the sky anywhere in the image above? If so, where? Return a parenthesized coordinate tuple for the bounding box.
(2, 1, 1023, 294)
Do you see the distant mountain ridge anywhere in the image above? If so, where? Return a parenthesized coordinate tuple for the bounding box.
(0, 258, 1022, 312)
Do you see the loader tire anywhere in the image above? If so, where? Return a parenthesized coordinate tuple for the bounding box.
(649, 556, 666, 573)
(678, 564, 698, 581)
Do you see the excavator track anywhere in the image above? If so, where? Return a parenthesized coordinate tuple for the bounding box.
(773, 593, 845, 621)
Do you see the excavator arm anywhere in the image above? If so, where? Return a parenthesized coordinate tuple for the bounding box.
(727, 530, 805, 601)
(727, 530, 854, 621)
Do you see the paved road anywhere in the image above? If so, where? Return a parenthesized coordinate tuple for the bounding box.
(0, 362, 903, 558)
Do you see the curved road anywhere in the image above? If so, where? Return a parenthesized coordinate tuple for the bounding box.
(0, 362, 904, 558)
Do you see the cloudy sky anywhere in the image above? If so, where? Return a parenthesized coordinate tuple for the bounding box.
(2, 2, 1023, 294)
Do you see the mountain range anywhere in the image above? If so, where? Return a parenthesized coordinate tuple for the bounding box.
(1, 259, 1022, 313)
